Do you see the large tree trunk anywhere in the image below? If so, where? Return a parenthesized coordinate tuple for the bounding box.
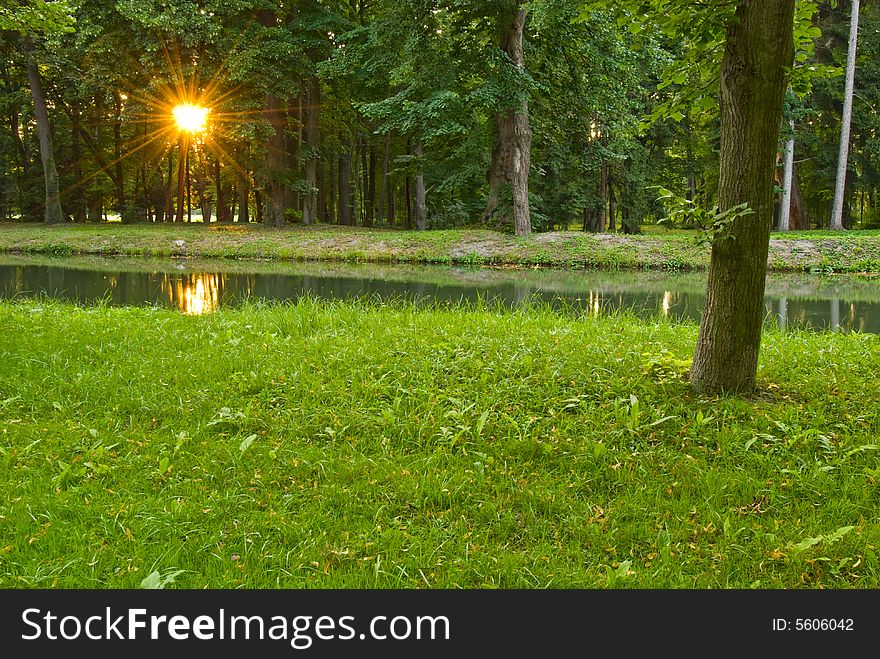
(482, 7, 532, 236)
(302, 77, 320, 226)
(830, 0, 859, 231)
(413, 141, 427, 231)
(264, 93, 287, 227)
(23, 38, 63, 224)
(690, 0, 795, 394)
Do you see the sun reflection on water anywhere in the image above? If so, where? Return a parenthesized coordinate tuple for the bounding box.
(164, 273, 222, 315)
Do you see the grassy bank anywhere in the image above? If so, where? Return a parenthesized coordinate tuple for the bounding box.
(3, 223, 880, 272)
(1, 299, 879, 588)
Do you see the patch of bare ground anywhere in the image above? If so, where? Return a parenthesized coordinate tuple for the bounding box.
(450, 236, 512, 258)
(768, 239, 822, 264)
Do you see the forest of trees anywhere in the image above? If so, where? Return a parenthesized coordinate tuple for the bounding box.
(1, 0, 878, 236)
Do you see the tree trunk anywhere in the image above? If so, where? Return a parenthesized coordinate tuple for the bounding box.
(264, 93, 287, 227)
(366, 140, 376, 228)
(114, 92, 126, 220)
(690, 0, 795, 394)
(302, 77, 320, 226)
(778, 122, 795, 231)
(23, 38, 63, 224)
(176, 138, 187, 223)
(685, 116, 697, 202)
(790, 163, 806, 230)
(338, 149, 353, 226)
(405, 171, 413, 230)
(238, 156, 250, 224)
(318, 160, 327, 223)
(70, 109, 87, 223)
(196, 149, 212, 225)
(413, 141, 427, 231)
(608, 179, 616, 232)
(378, 130, 391, 224)
(481, 7, 532, 236)
(830, 0, 859, 231)
(598, 161, 608, 233)
(255, 189, 263, 224)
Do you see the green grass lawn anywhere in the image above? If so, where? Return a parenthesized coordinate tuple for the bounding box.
(4, 223, 880, 272)
(1, 299, 879, 588)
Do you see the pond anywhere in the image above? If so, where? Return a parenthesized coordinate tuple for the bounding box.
(1, 255, 879, 333)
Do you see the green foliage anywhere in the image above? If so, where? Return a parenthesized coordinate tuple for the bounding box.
(652, 186, 753, 245)
(0, 0, 74, 34)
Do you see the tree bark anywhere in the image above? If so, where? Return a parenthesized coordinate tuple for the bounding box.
(70, 109, 86, 223)
(378, 130, 391, 224)
(238, 147, 250, 224)
(413, 141, 427, 231)
(790, 163, 806, 230)
(779, 122, 795, 231)
(264, 92, 287, 227)
(690, 0, 795, 394)
(365, 139, 376, 228)
(23, 38, 63, 224)
(830, 0, 860, 231)
(176, 138, 187, 223)
(481, 7, 532, 236)
(113, 92, 126, 220)
(598, 160, 608, 233)
(338, 149, 353, 226)
(302, 77, 321, 226)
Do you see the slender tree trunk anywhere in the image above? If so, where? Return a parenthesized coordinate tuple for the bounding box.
(176, 139, 187, 223)
(690, 0, 795, 394)
(186, 151, 193, 223)
(685, 116, 697, 202)
(608, 180, 616, 232)
(413, 141, 427, 231)
(481, 7, 532, 236)
(23, 38, 63, 224)
(779, 121, 795, 231)
(598, 161, 608, 233)
(338, 149, 353, 226)
(378, 130, 391, 224)
(303, 77, 321, 226)
(238, 154, 250, 224)
(405, 170, 413, 230)
(287, 94, 303, 214)
(255, 189, 263, 224)
(318, 160, 327, 223)
(70, 109, 86, 223)
(195, 149, 212, 225)
(366, 140, 376, 228)
(113, 92, 126, 221)
(831, 0, 860, 231)
(790, 163, 806, 230)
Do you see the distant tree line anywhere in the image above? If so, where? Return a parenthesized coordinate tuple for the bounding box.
(1, 0, 878, 235)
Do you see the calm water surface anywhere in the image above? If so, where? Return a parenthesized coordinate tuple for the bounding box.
(1, 256, 879, 333)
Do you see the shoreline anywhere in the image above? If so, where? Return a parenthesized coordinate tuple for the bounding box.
(2, 224, 880, 273)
